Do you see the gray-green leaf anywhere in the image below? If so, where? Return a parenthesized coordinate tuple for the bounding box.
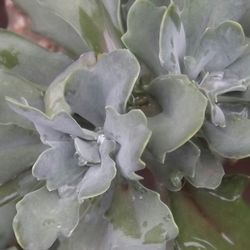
(6, 98, 97, 144)
(185, 21, 247, 80)
(79, 0, 123, 53)
(77, 139, 116, 201)
(0, 124, 46, 185)
(44, 52, 96, 116)
(12, 0, 89, 57)
(203, 116, 250, 159)
(0, 202, 16, 248)
(33, 141, 86, 192)
(0, 29, 72, 85)
(0, 70, 44, 129)
(147, 75, 207, 163)
(104, 106, 151, 180)
(65, 49, 140, 126)
(122, 0, 166, 75)
(59, 187, 177, 250)
(187, 139, 224, 189)
(13, 187, 80, 250)
(159, 3, 186, 74)
(106, 181, 178, 245)
(180, 0, 250, 55)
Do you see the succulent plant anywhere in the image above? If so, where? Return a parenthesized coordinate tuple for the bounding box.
(1, 0, 250, 249)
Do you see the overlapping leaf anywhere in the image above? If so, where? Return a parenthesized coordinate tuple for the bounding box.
(0, 30, 72, 85)
(59, 182, 178, 250)
(33, 141, 86, 192)
(199, 72, 248, 127)
(14, 0, 123, 54)
(203, 115, 250, 159)
(159, 3, 186, 74)
(77, 139, 116, 201)
(0, 171, 41, 207)
(122, 0, 166, 75)
(44, 52, 96, 116)
(179, 0, 250, 55)
(0, 124, 46, 185)
(185, 21, 247, 80)
(64, 49, 140, 126)
(13, 187, 80, 250)
(171, 175, 250, 249)
(146, 75, 207, 163)
(104, 106, 151, 180)
(12, 0, 88, 56)
(146, 139, 224, 191)
(6, 98, 97, 144)
(0, 202, 16, 248)
(0, 70, 44, 128)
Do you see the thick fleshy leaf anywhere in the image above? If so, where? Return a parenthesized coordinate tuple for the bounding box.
(12, 0, 88, 56)
(106, 181, 178, 245)
(218, 81, 250, 104)
(58, 203, 110, 250)
(180, 0, 250, 56)
(79, 0, 123, 52)
(14, 0, 123, 54)
(0, 202, 16, 248)
(103, 0, 124, 33)
(0, 124, 46, 185)
(77, 139, 116, 201)
(171, 175, 250, 249)
(74, 138, 100, 165)
(0, 70, 44, 128)
(199, 72, 248, 127)
(146, 139, 224, 191)
(226, 46, 250, 79)
(13, 187, 80, 250)
(185, 21, 247, 80)
(145, 141, 200, 191)
(187, 139, 224, 189)
(59, 188, 176, 250)
(0, 171, 42, 207)
(0, 29, 72, 85)
(203, 116, 250, 159)
(33, 141, 86, 192)
(65, 49, 140, 126)
(104, 106, 151, 180)
(122, 0, 166, 75)
(147, 75, 207, 163)
(6, 98, 97, 144)
(45, 52, 96, 116)
(159, 3, 186, 74)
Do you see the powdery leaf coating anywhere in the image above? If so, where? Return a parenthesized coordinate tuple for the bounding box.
(0, 30, 72, 85)
(0, 70, 44, 129)
(159, 3, 186, 74)
(147, 75, 207, 163)
(0, 124, 46, 185)
(13, 187, 80, 250)
(6, 97, 97, 144)
(65, 49, 140, 126)
(59, 182, 178, 250)
(122, 0, 166, 75)
(77, 139, 116, 201)
(104, 106, 151, 180)
(32, 141, 86, 192)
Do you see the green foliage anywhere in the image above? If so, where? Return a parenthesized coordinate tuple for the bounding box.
(0, 0, 250, 249)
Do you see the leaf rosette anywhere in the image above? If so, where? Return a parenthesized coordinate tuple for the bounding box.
(122, 0, 250, 190)
(5, 49, 178, 250)
(0, 1, 250, 249)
